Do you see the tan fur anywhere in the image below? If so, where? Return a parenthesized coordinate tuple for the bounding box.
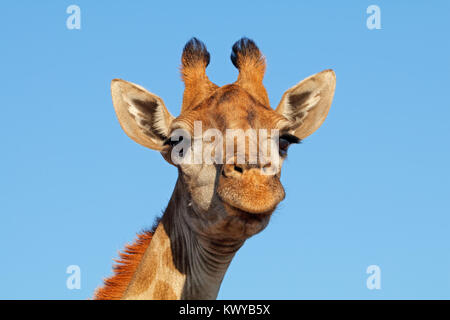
(121, 224, 186, 300)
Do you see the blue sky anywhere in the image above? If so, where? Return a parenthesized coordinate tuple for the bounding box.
(1, 1, 449, 299)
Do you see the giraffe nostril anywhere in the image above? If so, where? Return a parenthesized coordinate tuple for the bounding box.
(222, 164, 245, 178)
(234, 165, 243, 174)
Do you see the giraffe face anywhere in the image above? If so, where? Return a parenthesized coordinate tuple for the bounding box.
(164, 85, 288, 217)
(110, 38, 335, 240)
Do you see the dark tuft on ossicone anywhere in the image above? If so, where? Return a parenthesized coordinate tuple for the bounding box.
(230, 37, 262, 69)
(182, 37, 210, 68)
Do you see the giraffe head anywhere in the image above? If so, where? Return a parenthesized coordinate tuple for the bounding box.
(111, 38, 335, 241)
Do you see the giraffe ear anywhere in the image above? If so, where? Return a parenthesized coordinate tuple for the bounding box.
(111, 79, 174, 150)
(275, 70, 336, 139)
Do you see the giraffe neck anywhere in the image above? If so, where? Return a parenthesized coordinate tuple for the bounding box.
(122, 177, 244, 300)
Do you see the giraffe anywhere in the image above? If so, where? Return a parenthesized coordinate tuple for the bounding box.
(94, 38, 336, 300)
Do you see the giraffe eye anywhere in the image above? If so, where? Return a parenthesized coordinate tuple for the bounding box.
(279, 138, 290, 157)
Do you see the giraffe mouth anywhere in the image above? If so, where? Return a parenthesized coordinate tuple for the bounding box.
(220, 198, 276, 216)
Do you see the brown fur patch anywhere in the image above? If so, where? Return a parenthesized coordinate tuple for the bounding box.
(154, 280, 177, 300)
(93, 230, 153, 300)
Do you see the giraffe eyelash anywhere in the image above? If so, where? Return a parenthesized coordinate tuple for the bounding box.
(279, 133, 301, 144)
(164, 135, 184, 147)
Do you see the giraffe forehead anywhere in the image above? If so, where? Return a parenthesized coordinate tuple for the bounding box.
(174, 85, 284, 132)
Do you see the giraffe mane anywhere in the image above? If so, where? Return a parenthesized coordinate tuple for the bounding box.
(93, 228, 155, 300)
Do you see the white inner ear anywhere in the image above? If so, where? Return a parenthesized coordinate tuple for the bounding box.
(150, 105, 170, 138)
(285, 89, 322, 127)
(128, 104, 153, 133)
(124, 95, 170, 142)
(276, 70, 336, 139)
